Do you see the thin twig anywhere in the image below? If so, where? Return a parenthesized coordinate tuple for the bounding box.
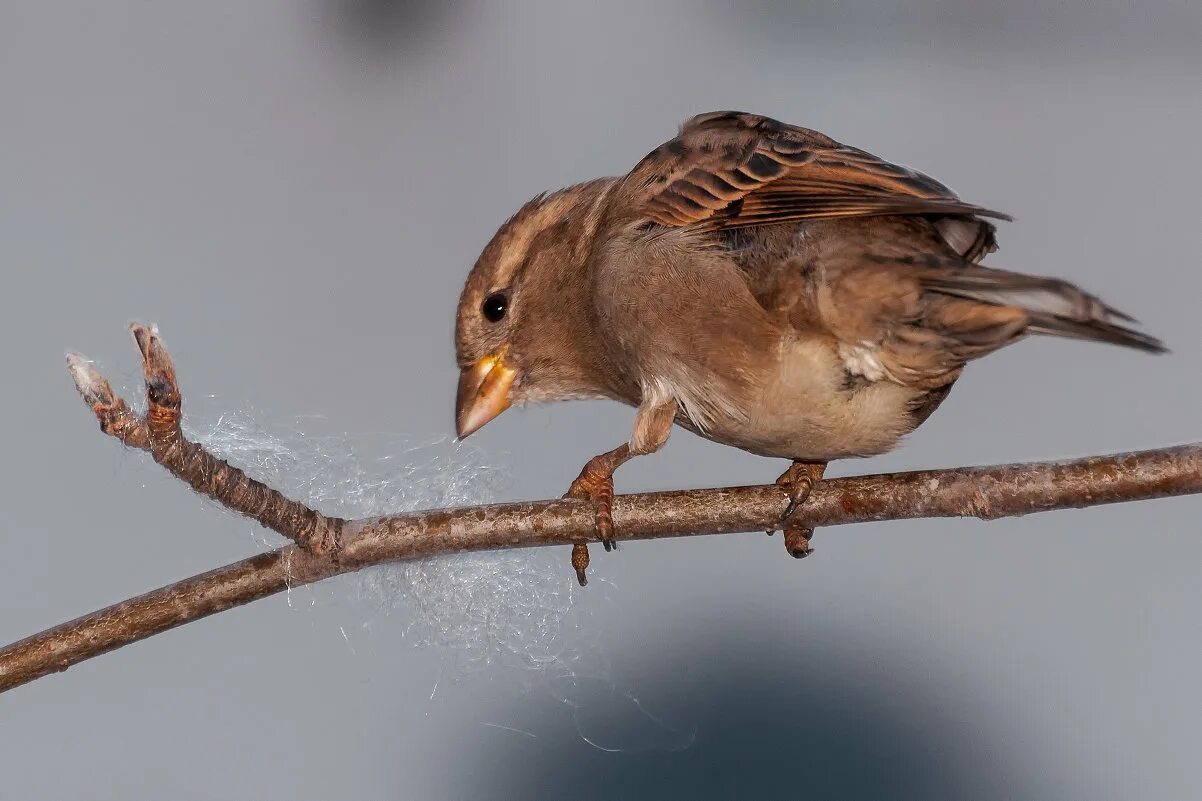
(1, 324, 1198, 696)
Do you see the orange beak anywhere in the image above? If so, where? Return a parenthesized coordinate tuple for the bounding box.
(455, 349, 517, 439)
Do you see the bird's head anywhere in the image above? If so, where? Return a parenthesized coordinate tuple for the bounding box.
(454, 179, 618, 439)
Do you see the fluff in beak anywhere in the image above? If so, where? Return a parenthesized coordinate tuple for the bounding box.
(455, 349, 517, 438)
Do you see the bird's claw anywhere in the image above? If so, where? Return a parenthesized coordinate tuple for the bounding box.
(782, 490, 810, 522)
(564, 466, 618, 585)
(571, 543, 590, 586)
(776, 463, 817, 520)
(565, 468, 617, 550)
(783, 523, 814, 558)
(773, 461, 826, 559)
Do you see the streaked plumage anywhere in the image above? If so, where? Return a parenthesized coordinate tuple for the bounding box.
(453, 111, 1164, 583)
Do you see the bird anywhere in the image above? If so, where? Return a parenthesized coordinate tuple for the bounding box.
(453, 110, 1165, 586)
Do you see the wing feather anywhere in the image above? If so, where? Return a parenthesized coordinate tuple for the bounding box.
(620, 111, 1010, 231)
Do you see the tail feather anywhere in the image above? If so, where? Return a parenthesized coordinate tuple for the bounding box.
(916, 261, 1165, 354)
(1026, 315, 1167, 354)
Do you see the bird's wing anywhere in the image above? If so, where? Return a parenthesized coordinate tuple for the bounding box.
(617, 111, 1009, 231)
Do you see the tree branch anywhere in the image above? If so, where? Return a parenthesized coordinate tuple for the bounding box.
(1, 324, 1198, 696)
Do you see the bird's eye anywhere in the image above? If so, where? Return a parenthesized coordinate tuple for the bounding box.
(481, 292, 508, 323)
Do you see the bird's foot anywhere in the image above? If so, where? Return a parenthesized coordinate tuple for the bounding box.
(564, 459, 618, 585)
(565, 463, 617, 550)
(782, 522, 814, 559)
(771, 460, 827, 558)
(570, 542, 590, 587)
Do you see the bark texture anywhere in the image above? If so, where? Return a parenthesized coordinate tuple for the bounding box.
(0, 324, 1197, 696)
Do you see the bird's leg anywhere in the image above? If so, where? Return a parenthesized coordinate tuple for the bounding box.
(771, 460, 827, 558)
(565, 397, 676, 585)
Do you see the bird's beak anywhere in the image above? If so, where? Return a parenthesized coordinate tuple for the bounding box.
(455, 349, 517, 439)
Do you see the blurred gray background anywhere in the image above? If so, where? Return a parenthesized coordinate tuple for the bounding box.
(3, 1, 1201, 798)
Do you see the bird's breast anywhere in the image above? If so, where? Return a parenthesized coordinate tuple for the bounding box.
(681, 333, 929, 461)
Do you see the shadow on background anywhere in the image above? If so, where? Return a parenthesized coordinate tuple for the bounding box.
(323, 0, 460, 55)
(433, 615, 1076, 800)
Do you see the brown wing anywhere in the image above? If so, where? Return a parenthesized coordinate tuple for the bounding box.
(618, 110, 1010, 231)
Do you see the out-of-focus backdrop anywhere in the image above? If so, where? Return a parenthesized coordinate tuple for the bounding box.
(2, 2, 1200, 798)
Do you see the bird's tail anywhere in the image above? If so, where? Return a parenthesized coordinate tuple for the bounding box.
(919, 261, 1167, 354)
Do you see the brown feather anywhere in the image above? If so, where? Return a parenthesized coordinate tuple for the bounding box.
(454, 111, 1165, 467)
(620, 111, 1011, 231)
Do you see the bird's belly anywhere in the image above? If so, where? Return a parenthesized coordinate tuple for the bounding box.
(698, 337, 927, 461)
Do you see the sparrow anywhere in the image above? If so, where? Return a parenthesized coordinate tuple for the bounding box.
(453, 110, 1164, 585)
